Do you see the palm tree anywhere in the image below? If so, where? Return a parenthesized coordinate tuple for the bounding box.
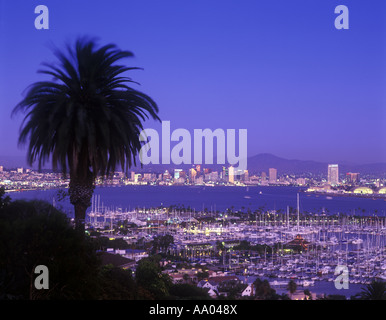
(360, 280, 386, 300)
(303, 288, 312, 300)
(287, 280, 297, 299)
(13, 38, 160, 233)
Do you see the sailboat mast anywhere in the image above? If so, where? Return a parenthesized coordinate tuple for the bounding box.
(297, 193, 300, 233)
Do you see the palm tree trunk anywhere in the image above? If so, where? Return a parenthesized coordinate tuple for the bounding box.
(68, 170, 95, 234)
(74, 203, 88, 233)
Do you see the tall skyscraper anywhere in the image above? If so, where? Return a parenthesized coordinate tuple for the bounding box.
(346, 172, 359, 184)
(174, 169, 182, 179)
(228, 166, 235, 183)
(222, 166, 228, 181)
(269, 168, 277, 183)
(328, 164, 339, 185)
(189, 168, 197, 181)
(0, 166, 3, 172)
(243, 170, 249, 182)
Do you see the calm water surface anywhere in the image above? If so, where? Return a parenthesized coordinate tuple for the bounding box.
(9, 185, 386, 218)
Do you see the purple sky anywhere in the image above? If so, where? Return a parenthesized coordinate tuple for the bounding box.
(0, 0, 385, 168)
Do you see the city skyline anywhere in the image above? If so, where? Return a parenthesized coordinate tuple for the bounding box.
(2, 161, 386, 200)
(1, 1, 385, 167)
(1, 151, 386, 173)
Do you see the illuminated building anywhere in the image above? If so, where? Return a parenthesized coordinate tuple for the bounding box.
(243, 170, 249, 182)
(328, 164, 339, 185)
(163, 170, 171, 181)
(269, 168, 277, 183)
(222, 166, 228, 181)
(134, 174, 141, 183)
(204, 168, 211, 174)
(228, 166, 234, 183)
(353, 187, 373, 194)
(189, 168, 197, 181)
(378, 187, 386, 194)
(179, 171, 186, 179)
(346, 172, 359, 184)
(174, 169, 182, 179)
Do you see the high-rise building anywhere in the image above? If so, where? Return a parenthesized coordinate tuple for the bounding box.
(0, 166, 3, 172)
(163, 170, 171, 181)
(243, 170, 249, 182)
(134, 174, 141, 183)
(328, 164, 339, 185)
(228, 166, 235, 183)
(222, 166, 228, 181)
(209, 171, 219, 182)
(174, 169, 182, 180)
(269, 168, 277, 183)
(346, 172, 359, 184)
(179, 171, 186, 179)
(189, 168, 197, 181)
(203, 168, 211, 174)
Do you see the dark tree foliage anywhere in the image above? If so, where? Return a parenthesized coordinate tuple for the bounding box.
(217, 280, 247, 299)
(0, 187, 10, 209)
(152, 234, 174, 254)
(169, 283, 211, 300)
(252, 278, 281, 300)
(135, 255, 172, 299)
(360, 280, 386, 300)
(0, 199, 100, 299)
(97, 265, 137, 300)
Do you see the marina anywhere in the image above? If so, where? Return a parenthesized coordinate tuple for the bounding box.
(85, 190, 386, 297)
(10, 185, 386, 297)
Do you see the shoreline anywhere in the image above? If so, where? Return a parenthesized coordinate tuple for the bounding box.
(6, 184, 386, 201)
(303, 190, 386, 200)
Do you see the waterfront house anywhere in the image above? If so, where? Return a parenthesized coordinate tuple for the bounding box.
(197, 280, 218, 291)
(197, 280, 218, 297)
(207, 288, 217, 298)
(167, 267, 202, 284)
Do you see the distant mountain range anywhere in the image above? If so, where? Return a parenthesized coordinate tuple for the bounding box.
(246, 153, 386, 175)
(131, 153, 386, 176)
(1, 153, 386, 176)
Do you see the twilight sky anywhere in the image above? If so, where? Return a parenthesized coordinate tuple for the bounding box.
(0, 0, 385, 168)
